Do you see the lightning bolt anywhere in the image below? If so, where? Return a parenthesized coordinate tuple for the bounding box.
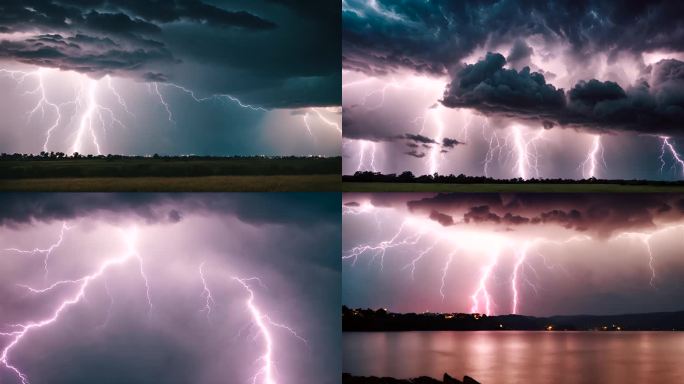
(511, 125, 544, 179)
(439, 252, 455, 300)
(481, 122, 545, 179)
(71, 79, 102, 154)
(1, 66, 294, 155)
(355, 140, 378, 172)
(198, 261, 216, 321)
(4, 221, 72, 279)
(510, 244, 529, 314)
(659, 136, 684, 177)
(470, 252, 498, 316)
(106, 75, 134, 117)
(302, 112, 315, 138)
(580, 135, 605, 178)
(344, 207, 681, 315)
(232, 277, 307, 384)
(401, 241, 439, 280)
(160, 82, 267, 112)
(152, 82, 175, 123)
(342, 221, 424, 268)
(310, 107, 342, 134)
(428, 107, 445, 175)
(0, 67, 137, 154)
(612, 225, 684, 288)
(0, 227, 148, 384)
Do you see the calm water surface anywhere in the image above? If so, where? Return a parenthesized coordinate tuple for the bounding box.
(343, 331, 684, 384)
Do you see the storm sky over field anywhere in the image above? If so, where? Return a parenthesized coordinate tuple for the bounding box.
(342, 0, 684, 180)
(0, 193, 340, 384)
(0, 1, 341, 156)
(343, 193, 684, 316)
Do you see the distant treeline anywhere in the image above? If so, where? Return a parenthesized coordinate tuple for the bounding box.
(1, 152, 336, 161)
(342, 306, 684, 332)
(344, 171, 684, 185)
(0, 153, 341, 178)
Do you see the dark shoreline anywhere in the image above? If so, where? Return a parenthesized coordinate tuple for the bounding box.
(343, 373, 480, 384)
(343, 307, 684, 332)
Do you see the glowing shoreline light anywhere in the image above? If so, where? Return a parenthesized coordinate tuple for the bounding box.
(343, 204, 684, 316)
(1, 225, 305, 384)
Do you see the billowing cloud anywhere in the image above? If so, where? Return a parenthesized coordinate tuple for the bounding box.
(441, 52, 566, 124)
(342, 0, 684, 179)
(398, 193, 684, 237)
(443, 54, 684, 136)
(0, 0, 340, 108)
(0, 193, 339, 228)
(343, 0, 684, 76)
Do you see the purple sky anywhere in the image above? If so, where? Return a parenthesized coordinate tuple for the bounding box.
(0, 193, 340, 384)
(343, 193, 684, 316)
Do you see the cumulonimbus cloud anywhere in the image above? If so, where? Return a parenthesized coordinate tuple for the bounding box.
(442, 53, 684, 136)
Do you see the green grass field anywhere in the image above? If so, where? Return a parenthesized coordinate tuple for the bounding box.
(0, 175, 340, 192)
(0, 157, 339, 177)
(0, 157, 341, 191)
(343, 182, 684, 192)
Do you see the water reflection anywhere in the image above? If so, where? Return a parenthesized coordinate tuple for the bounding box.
(343, 331, 684, 384)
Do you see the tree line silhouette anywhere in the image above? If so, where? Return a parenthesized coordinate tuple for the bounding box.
(0, 153, 341, 178)
(344, 171, 684, 185)
(342, 306, 683, 332)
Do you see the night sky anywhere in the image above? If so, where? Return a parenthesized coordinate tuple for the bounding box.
(0, 1, 341, 156)
(0, 193, 341, 384)
(343, 193, 684, 316)
(342, 0, 684, 180)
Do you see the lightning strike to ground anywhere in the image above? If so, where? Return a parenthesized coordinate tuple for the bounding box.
(580, 135, 605, 178)
(659, 136, 684, 177)
(232, 277, 306, 384)
(344, 208, 679, 315)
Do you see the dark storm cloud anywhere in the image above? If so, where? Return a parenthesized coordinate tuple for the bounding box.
(404, 149, 426, 158)
(463, 205, 504, 224)
(343, 0, 684, 76)
(442, 137, 463, 148)
(0, 0, 339, 107)
(442, 54, 684, 136)
(400, 193, 684, 238)
(402, 133, 437, 145)
(506, 39, 533, 70)
(0, 193, 339, 228)
(441, 52, 566, 123)
(428, 209, 453, 226)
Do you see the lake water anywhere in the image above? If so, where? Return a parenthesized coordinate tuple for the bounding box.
(343, 331, 684, 384)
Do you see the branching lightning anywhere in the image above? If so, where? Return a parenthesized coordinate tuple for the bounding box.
(0, 68, 135, 154)
(355, 140, 378, 172)
(232, 277, 307, 384)
(0, 227, 146, 384)
(4, 221, 72, 279)
(198, 261, 216, 321)
(1, 225, 308, 384)
(3, 65, 342, 155)
(579, 135, 605, 178)
(470, 252, 498, 316)
(344, 206, 682, 315)
(659, 136, 684, 178)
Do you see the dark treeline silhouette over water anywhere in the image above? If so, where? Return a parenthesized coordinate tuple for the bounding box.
(344, 171, 684, 186)
(343, 373, 481, 384)
(343, 307, 684, 332)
